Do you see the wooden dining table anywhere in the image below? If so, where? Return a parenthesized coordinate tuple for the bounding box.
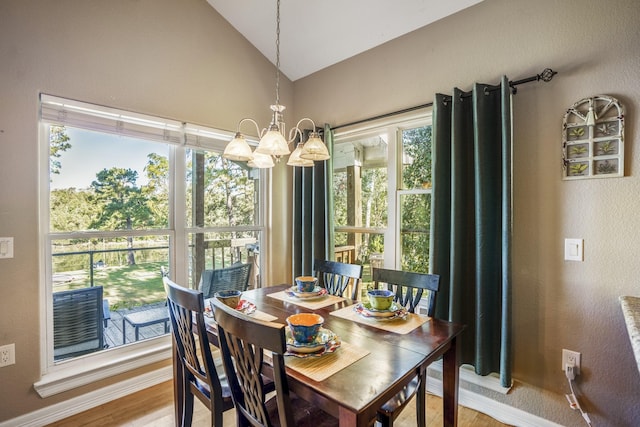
(174, 284, 465, 427)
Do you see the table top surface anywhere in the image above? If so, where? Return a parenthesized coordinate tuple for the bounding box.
(205, 284, 465, 425)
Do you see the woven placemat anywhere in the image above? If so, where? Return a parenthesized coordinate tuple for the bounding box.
(285, 341, 369, 382)
(330, 305, 431, 334)
(268, 290, 345, 310)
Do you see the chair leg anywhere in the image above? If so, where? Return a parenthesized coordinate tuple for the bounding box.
(182, 388, 194, 427)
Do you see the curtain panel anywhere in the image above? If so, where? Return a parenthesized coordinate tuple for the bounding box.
(291, 125, 335, 278)
(431, 76, 513, 387)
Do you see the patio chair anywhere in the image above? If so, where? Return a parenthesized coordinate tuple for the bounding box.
(372, 267, 440, 427)
(163, 277, 234, 427)
(313, 259, 363, 300)
(53, 286, 105, 360)
(198, 262, 252, 299)
(211, 297, 339, 427)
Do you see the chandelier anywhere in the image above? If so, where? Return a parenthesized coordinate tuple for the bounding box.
(222, 0, 330, 168)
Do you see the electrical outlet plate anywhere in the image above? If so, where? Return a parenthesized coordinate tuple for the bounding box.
(0, 343, 16, 367)
(562, 349, 581, 375)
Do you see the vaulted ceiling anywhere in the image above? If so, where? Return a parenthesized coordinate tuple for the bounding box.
(206, 0, 483, 81)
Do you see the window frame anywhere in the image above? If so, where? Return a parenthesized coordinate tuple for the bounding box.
(36, 94, 268, 396)
(332, 111, 432, 270)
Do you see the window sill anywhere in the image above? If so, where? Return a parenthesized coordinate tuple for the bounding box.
(34, 336, 172, 398)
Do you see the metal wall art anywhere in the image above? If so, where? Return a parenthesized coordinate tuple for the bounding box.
(562, 95, 624, 180)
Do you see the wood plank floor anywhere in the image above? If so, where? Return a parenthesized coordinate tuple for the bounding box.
(47, 380, 512, 426)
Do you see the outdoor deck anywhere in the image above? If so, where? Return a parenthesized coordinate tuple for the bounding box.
(104, 302, 170, 348)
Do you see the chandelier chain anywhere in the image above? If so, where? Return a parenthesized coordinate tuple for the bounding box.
(275, 0, 281, 106)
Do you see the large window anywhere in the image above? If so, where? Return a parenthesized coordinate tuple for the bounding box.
(332, 114, 432, 291)
(40, 95, 265, 382)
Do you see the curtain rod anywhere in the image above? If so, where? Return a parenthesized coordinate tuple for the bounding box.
(331, 68, 557, 131)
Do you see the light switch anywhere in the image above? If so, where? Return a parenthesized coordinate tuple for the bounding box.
(564, 238, 583, 261)
(0, 237, 14, 259)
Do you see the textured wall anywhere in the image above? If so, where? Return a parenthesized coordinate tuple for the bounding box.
(294, 0, 640, 425)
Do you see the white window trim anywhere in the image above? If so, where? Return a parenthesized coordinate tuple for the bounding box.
(37, 94, 267, 396)
(333, 111, 432, 269)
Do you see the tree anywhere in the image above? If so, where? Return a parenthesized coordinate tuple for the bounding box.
(49, 126, 71, 176)
(90, 168, 154, 265)
(143, 153, 169, 228)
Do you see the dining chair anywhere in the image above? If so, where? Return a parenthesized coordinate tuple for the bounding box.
(198, 262, 252, 299)
(211, 297, 340, 427)
(53, 286, 106, 360)
(372, 267, 440, 427)
(313, 258, 363, 300)
(163, 277, 234, 427)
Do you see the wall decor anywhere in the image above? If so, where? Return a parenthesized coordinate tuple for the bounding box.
(562, 95, 624, 180)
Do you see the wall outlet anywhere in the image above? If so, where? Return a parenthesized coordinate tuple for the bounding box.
(562, 349, 581, 375)
(0, 343, 15, 367)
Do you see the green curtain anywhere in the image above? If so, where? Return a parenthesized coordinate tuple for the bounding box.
(431, 76, 512, 387)
(292, 125, 335, 277)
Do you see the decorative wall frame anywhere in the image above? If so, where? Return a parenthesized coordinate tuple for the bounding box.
(562, 95, 624, 180)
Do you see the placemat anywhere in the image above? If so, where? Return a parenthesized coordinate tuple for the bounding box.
(204, 309, 278, 324)
(268, 290, 345, 310)
(330, 305, 431, 334)
(285, 341, 369, 382)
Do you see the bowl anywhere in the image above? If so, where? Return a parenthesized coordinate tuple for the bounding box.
(367, 289, 395, 311)
(295, 276, 318, 293)
(215, 289, 242, 309)
(286, 313, 324, 344)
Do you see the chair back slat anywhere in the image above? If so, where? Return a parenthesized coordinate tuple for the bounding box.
(313, 259, 363, 300)
(372, 268, 440, 316)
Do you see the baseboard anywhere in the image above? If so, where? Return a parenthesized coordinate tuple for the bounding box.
(426, 373, 564, 427)
(0, 366, 172, 427)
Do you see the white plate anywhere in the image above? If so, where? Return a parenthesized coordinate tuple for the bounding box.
(286, 286, 328, 300)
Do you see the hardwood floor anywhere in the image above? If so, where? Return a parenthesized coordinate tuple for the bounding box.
(47, 380, 511, 426)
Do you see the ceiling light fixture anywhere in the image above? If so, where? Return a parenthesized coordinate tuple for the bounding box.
(222, 0, 330, 168)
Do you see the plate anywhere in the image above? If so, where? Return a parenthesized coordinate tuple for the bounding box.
(354, 302, 408, 321)
(204, 299, 256, 317)
(285, 327, 341, 357)
(285, 286, 328, 300)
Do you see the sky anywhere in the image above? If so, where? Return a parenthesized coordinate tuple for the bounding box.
(50, 127, 165, 190)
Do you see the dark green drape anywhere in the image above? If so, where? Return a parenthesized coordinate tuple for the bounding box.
(431, 76, 512, 387)
(292, 125, 335, 277)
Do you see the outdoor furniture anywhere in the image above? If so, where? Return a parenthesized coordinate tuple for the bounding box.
(53, 286, 105, 360)
(198, 262, 252, 299)
(313, 258, 363, 300)
(372, 267, 441, 427)
(212, 298, 339, 427)
(164, 277, 234, 427)
(122, 306, 170, 344)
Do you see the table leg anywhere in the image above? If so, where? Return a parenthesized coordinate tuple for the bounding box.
(442, 336, 460, 427)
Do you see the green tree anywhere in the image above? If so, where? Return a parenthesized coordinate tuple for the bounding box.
(400, 126, 432, 273)
(143, 153, 169, 228)
(50, 188, 98, 232)
(90, 168, 154, 265)
(49, 126, 71, 176)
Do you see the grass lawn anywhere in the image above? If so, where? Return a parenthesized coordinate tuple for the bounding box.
(53, 261, 168, 310)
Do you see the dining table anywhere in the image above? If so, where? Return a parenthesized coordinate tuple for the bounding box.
(174, 284, 465, 427)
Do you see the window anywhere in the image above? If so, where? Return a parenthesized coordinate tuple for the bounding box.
(38, 95, 265, 394)
(332, 114, 432, 292)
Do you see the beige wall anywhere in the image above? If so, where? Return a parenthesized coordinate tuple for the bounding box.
(295, 0, 640, 425)
(0, 0, 292, 421)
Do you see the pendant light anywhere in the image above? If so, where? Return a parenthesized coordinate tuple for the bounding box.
(222, 0, 330, 168)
